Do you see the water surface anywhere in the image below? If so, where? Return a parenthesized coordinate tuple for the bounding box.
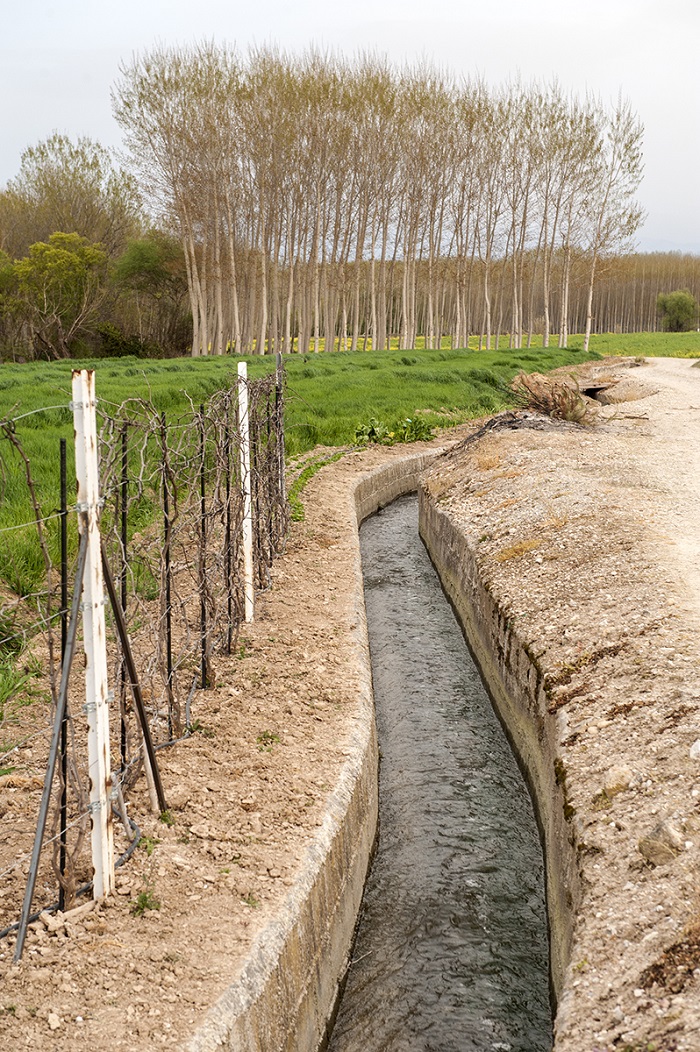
(327, 494, 551, 1052)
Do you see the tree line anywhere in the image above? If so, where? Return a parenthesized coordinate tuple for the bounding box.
(0, 45, 697, 361)
(112, 44, 645, 356)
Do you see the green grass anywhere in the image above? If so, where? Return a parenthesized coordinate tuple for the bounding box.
(7, 335, 683, 597)
(566, 331, 700, 358)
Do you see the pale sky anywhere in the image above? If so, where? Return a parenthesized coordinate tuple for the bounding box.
(2, 0, 698, 252)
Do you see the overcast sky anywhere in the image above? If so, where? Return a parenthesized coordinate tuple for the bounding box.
(2, 0, 698, 252)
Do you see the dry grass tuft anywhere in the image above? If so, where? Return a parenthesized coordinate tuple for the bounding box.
(511, 372, 595, 424)
(495, 538, 540, 562)
(475, 452, 502, 470)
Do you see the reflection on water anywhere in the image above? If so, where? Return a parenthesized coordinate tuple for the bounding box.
(327, 494, 551, 1052)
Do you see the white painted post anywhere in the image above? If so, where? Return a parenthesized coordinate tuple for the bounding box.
(72, 369, 115, 899)
(238, 361, 255, 622)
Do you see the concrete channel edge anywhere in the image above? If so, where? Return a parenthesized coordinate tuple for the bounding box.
(187, 451, 439, 1052)
(417, 483, 579, 1007)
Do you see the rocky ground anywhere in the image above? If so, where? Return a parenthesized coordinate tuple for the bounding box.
(421, 356, 700, 1051)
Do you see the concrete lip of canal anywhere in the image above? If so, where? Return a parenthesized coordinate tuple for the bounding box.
(328, 494, 551, 1052)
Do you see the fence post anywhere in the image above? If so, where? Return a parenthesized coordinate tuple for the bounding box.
(72, 369, 115, 899)
(238, 361, 254, 622)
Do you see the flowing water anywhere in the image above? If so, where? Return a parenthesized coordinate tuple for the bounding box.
(327, 494, 551, 1052)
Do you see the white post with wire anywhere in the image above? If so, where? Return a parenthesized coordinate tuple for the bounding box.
(238, 361, 255, 622)
(72, 369, 115, 898)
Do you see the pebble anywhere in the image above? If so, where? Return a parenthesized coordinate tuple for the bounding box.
(603, 764, 633, 797)
(638, 817, 684, 866)
(47, 1013, 61, 1030)
(690, 740, 700, 760)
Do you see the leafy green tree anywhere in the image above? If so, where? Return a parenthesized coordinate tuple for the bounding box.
(113, 233, 191, 353)
(656, 289, 698, 332)
(13, 232, 109, 359)
(0, 134, 141, 259)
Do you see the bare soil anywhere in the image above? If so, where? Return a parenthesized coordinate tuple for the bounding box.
(1, 355, 700, 1051)
(422, 356, 700, 1051)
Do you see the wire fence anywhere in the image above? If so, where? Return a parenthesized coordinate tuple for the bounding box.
(0, 365, 288, 949)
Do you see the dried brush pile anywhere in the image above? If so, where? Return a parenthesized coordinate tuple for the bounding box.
(510, 372, 595, 425)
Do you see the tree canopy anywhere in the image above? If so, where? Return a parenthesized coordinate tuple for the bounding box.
(0, 133, 142, 259)
(656, 289, 698, 332)
(11, 232, 109, 359)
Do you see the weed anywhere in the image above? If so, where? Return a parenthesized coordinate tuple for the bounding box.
(189, 718, 215, 738)
(395, 416, 434, 442)
(159, 809, 175, 827)
(241, 893, 260, 908)
(256, 729, 280, 752)
(130, 889, 161, 916)
(354, 417, 392, 444)
(138, 834, 160, 857)
(0, 654, 43, 723)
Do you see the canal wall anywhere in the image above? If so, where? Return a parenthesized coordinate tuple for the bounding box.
(188, 451, 438, 1052)
(418, 485, 579, 1001)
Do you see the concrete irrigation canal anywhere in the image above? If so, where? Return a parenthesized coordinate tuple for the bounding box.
(328, 494, 551, 1052)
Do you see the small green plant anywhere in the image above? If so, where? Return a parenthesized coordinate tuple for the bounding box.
(189, 718, 215, 738)
(1, 1004, 17, 1016)
(256, 729, 280, 752)
(354, 417, 392, 444)
(159, 809, 175, 827)
(0, 654, 43, 723)
(241, 892, 260, 908)
(395, 416, 435, 442)
(138, 834, 160, 857)
(130, 889, 161, 916)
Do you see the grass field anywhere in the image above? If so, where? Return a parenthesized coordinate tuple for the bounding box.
(0, 331, 695, 597)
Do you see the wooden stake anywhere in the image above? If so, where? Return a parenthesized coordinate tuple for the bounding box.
(238, 361, 254, 622)
(72, 370, 114, 899)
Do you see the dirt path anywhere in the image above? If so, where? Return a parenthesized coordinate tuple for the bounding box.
(626, 358, 700, 624)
